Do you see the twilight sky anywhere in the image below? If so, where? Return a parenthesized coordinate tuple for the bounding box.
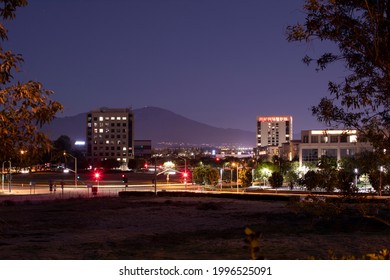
(5, 0, 343, 134)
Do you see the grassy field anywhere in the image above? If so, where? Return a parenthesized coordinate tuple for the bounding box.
(0, 194, 390, 260)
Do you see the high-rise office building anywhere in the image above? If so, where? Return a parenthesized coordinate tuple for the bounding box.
(86, 108, 134, 169)
(256, 116, 293, 148)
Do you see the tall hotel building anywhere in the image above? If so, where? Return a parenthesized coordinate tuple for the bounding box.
(256, 116, 293, 148)
(87, 108, 134, 169)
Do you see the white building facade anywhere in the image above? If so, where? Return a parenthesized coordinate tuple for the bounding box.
(299, 129, 373, 167)
(256, 116, 293, 148)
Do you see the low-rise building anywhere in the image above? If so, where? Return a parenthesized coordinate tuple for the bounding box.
(299, 129, 372, 167)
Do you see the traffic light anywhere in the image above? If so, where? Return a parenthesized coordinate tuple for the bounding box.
(144, 163, 148, 169)
(94, 172, 100, 181)
(122, 174, 128, 183)
(183, 172, 188, 178)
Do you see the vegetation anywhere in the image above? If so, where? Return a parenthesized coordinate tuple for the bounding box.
(0, 0, 63, 163)
(268, 171, 283, 189)
(238, 169, 252, 188)
(287, 0, 390, 155)
(192, 164, 219, 186)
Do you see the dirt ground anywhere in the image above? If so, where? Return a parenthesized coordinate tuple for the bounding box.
(0, 194, 390, 260)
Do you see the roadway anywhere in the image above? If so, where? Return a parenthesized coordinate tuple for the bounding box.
(1, 171, 385, 203)
(0, 171, 204, 201)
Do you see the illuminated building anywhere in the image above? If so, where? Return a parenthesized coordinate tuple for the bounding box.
(86, 108, 134, 170)
(256, 116, 293, 148)
(299, 129, 372, 167)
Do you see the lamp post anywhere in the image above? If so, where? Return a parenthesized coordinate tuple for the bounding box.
(232, 162, 240, 192)
(64, 152, 77, 188)
(1, 161, 5, 191)
(379, 167, 382, 196)
(219, 168, 223, 189)
(236, 164, 239, 192)
(20, 150, 26, 172)
(231, 162, 236, 189)
(354, 168, 358, 189)
(2, 160, 11, 192)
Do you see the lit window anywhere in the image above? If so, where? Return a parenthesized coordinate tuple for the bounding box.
(99, 116, 103, 121)
(122, 117, 127, 120)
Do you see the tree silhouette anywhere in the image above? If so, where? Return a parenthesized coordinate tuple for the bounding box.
(0, 0, 63, 162)
(287, 0, 390, 153)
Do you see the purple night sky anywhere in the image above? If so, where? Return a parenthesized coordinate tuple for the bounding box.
(5, 0, 342, 135)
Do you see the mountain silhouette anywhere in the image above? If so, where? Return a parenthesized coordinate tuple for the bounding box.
(42, 106, 256, 147)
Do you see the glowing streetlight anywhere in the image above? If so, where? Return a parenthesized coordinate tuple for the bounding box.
(232, 162, 241, 192)
(231, 162, 236, 189)
(63, 152, 77, 188)
(379, 166, 384, 196)
(354, 168, 358, 189)
(2, 160, 11, 192)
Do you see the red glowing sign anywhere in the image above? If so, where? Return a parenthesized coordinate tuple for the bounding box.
(258, 116, 291, 123)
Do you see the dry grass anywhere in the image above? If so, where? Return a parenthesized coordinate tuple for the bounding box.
(0, 195, 389, 260)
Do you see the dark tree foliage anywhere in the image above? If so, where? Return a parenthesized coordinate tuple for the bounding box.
(0, 0, 63, 162)
(239, 169, 253, 188)
(302, 170, 320, 191)
(336, 169, 356, 193)
(269, 171, 284, 189)
(287, 0, 390, 152)
(192, 165, 219, 185)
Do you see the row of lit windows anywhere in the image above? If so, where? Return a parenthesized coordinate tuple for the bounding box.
(92, 134, 128, 139)
(302, 148, 356, 162)
(93, 128, 127, 134)
(92, 122, 127, 128)
(302, 134, 357, 144)
(93, 146, 128, 151)
(94, 116, 127, 121)
(87, 121, 129, 129)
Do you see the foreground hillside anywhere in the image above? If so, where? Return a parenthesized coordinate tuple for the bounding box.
(0, 195, 389, 259)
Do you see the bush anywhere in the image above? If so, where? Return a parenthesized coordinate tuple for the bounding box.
(269, 172, 283, 188)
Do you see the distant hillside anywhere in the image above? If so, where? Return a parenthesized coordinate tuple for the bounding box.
(42, 107, 256, 147)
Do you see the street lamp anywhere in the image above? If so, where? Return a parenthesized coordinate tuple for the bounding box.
(2, 160, 11, 192)
(379, 166, 384, 197)
(232, 162, 240, 192)
(64, 152, 77, 188)
(354, 168, 358, 189)
(231, 162, 236, 189)
(20, 150, 26, 172)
